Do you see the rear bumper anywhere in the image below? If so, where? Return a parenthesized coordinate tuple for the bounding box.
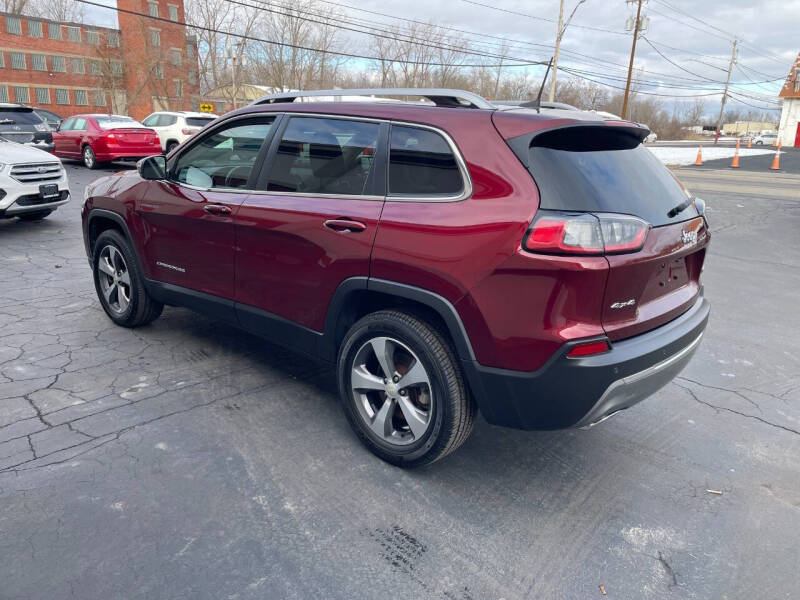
(96, 148, 161, 162)
(463, 292, 709, 430)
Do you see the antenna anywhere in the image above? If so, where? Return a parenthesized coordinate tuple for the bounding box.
(529, 57, 554, 113)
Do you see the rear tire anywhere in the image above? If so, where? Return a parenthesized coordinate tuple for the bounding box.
(92, 229, 163, 327)
(83, 145, 103, 170)
(166, 141, 179, 154)
(17, 210, 52, 221)
(337, 310, 476, 468)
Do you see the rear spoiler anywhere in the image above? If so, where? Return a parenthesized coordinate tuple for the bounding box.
(503, 122, 650, 169)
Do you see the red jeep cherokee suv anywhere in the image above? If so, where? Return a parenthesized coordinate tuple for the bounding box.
(81, 89, 709, 467)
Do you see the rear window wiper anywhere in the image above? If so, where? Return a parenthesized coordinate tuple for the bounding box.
(667, 197, 694, 218)
(0, 119, 15, 125)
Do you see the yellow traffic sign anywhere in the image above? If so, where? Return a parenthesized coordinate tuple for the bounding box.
(198, 103, 214, 113)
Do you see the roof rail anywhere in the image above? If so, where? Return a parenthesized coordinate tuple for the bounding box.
(251, 88, 495, 110)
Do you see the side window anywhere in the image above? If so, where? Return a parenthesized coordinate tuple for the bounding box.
(60, 118, 74, 131)
(142, 114, 159, 127)
(172, 118, 274, 190)
(161, 115, 177, 126)
(389, 125, 464, 197)
(266, 117, 379, 196)
(73, 118, 87, 131)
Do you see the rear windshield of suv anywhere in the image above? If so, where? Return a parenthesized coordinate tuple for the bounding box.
(186, 117, 215, 127)
(527, 126, 698, 227)
(0, 109, 43, 126)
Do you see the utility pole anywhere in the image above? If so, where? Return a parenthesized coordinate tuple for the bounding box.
(548, 0, 587, 103)
(714, 39, 738, 144)
(229, 41, 245, 109)
(621, 0, 645, 120)
(548, 0, 565, 102)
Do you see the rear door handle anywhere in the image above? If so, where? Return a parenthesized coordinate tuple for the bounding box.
(204, 204, 232, 216)
(323, 219, 368, 233)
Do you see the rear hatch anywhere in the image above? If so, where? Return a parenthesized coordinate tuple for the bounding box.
(506, 121, 709, 341)
(0, 106, 52, 145)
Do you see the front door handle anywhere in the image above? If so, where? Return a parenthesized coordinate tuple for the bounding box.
(323, 219, 368, 233)
(204, 204, 232, 216)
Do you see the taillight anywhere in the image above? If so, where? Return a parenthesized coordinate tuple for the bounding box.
(567, 340, 610, 358)
(523, 211, 649, 256)
(181, 128, 195, 135)
(106, 133, 116, 141)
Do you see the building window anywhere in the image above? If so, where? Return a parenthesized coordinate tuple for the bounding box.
(93, 89, 106, 106)
(87, 29, 99, 45)
(148, 1, 158, 17)
(74, 89, 89, 106)
(6, 16, 22, 35)
(168, 4, 178, 21)
(10, 52, 26, 70)
(35, 88, 50, 104)
(170, 49, 181, 66)
(0, 53, 4, 68)
(107, 31, 119, 47)
(0, 86, 8, 102)
(190, 96, 199, 111)
(66, 26, 81, 42)
(48, 23, 61, 40)
(153, 62, 163, 79)
(174, 79, 183, 97)
(186, 44, 195, 59)
(71, 57, 85, 74)
(28, 20, 43, 38)
(13, 86, 30, 103)
(32, 54, 47, 71)
(188, 70, 197, 85)
(55, 88, 70, 105)
(150, 29, 160, 47)
(51, 55, 66, 73)
(111, 60, 123, 76)
(90, 60, 103, 76)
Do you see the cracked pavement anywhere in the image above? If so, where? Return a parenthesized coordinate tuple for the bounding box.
(1, 164, 798, 599)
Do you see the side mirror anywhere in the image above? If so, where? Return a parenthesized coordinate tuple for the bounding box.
(138, 155, 166, 180)
(55, 121, 62, 132)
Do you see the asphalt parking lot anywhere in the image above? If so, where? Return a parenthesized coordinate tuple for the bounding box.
(1, 162, 798, 599)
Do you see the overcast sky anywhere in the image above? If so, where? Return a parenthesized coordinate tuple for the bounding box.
(85, 0, 796, 111)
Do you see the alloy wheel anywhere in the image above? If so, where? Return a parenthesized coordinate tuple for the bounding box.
(97, 245, 131, 314)
(84, 147, 94, 168)
(350, 336, 433, 446)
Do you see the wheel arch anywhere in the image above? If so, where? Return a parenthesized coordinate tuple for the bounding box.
(322, 278, 476, 364)
(86, 209, 147, 277)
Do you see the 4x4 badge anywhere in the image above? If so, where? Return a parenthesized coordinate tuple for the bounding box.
(610, 299, 636, 309)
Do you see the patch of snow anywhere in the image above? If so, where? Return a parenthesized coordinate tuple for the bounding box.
(647, 146, 773, 166)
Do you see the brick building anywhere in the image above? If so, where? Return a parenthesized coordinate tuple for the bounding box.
(0, 0, 199, 121)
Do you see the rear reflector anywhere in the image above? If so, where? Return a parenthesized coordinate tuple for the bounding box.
(523, 210, 649, 256)
(567, 340, 611, 358)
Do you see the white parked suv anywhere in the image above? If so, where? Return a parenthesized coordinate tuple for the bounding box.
(753, 132, 778, 145)
(0, 137, 69, 221)
(141, 111, 218, 153)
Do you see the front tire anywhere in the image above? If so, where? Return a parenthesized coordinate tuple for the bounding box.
(92, 230, 163, 327)
(337, 310, 475, 467)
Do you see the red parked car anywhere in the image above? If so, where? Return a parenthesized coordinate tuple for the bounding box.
(81, 89, 710, 467)
(53, 114, 161, 169)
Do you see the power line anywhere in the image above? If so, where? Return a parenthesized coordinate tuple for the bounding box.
(559, 66, 720, 98)
(74, 0, 545, 68)
(454, 0, 628, 36)
(641, 36, 724, 83)
(726, 92, 781, 111)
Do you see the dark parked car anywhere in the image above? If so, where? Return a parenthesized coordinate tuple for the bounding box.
(31, 107, 64, 131)
(53, 114, 162, 169)
(81, 88, 710, 467)
(0, 103, 53, 149)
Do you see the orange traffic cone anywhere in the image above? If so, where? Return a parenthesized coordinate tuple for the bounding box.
(772, 138, 777, 147)
(770, 148, 781, 171)
(747, 138, 752, 148)
(730, 145, 740, 168)
(694, 146, 703, 166)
